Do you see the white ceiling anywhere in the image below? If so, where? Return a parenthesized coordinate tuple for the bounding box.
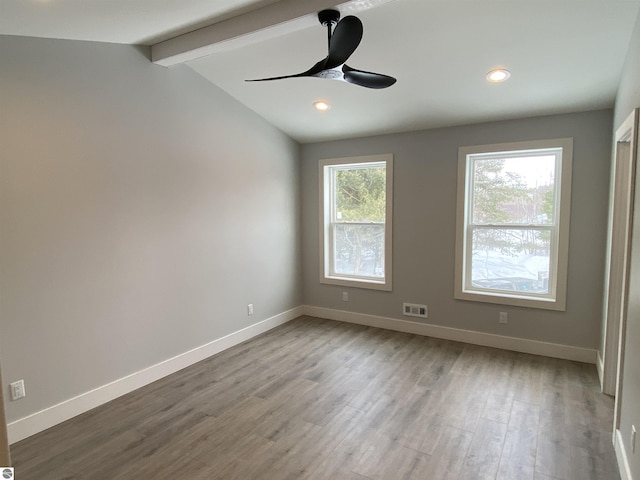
(3, 0, 640, 143)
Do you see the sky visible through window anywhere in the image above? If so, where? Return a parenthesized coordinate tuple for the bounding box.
(501, 155, 555, 188)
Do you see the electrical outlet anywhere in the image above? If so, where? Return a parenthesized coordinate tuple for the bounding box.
(403, 303, 428, 318)
(499, 312, 508, 324)
(342, 291, 349, 302)
(632, 425, 636, 453)
(247, 304, 254, 316)
(10, 379, 25, 401)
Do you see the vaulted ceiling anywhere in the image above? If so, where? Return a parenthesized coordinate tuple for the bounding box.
(3, 0, 639, 142)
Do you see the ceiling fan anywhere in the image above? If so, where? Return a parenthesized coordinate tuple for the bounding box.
(246, 9, 396, 89)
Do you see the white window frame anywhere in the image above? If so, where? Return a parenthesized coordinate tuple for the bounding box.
(455, 138, 573, 310)
(319, 154, 393, 291)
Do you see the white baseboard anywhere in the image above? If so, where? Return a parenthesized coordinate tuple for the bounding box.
(302, 305, 597, 364)
(7, 307, 302, 444)
(615, 428, 633, 480)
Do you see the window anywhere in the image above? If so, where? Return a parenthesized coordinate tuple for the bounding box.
(455, 139, 573, 310)
(319, 154, 393, 290)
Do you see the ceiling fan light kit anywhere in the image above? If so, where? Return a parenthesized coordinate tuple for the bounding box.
(246, 9, 396, 89)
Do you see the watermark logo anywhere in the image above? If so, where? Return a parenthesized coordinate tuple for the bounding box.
(1, 468, 13, 479)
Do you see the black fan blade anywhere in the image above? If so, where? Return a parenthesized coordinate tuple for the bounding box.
(325, 16, 363, 69)
(245, 72, 306, 82)
(246, 59, 326, 83)
(342, 65, 396, 89)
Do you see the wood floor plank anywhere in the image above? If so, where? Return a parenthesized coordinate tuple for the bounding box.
(351, 432, 431, 480)
(10, 316, 620, 480)
(458, 418, 508, 480)
(419, 425, 475, 479)
(495, 400, 540, 480)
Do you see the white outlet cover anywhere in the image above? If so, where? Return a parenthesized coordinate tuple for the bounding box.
(10, 380, 25, 400)
(403, 303, 428, 318)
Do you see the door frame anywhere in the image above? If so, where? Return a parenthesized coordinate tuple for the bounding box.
(601, 109, 638, 410)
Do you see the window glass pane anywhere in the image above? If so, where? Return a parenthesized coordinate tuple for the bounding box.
(470, 227, 551, 294)
(320, 154, 392, 290)
(335, 165, 386, 222)
(333, 224, 385, 278)
(472, 155, 556, 225)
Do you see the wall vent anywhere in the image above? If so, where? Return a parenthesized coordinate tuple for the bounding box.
(403, 303, 428, 318)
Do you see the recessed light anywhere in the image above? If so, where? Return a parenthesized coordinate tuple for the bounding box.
(313, 100, 330, 111)
(486, 68, 511, 83)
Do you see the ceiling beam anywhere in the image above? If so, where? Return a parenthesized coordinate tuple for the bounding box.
(151, 0, 397, 67)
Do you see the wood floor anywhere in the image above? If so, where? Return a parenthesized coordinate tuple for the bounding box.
(11, 316, 619, 480)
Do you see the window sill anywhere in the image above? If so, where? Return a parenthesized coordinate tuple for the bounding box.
(454, 289, 565, 311)
(321, 275, 392, 292)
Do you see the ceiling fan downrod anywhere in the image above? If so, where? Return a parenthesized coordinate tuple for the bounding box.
(318, 9, 341, 48)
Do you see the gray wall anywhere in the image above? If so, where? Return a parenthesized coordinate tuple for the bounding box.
(612, 7, 640, 478)
(0, 35, 301, 423)
(301, 110, 612, 348)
